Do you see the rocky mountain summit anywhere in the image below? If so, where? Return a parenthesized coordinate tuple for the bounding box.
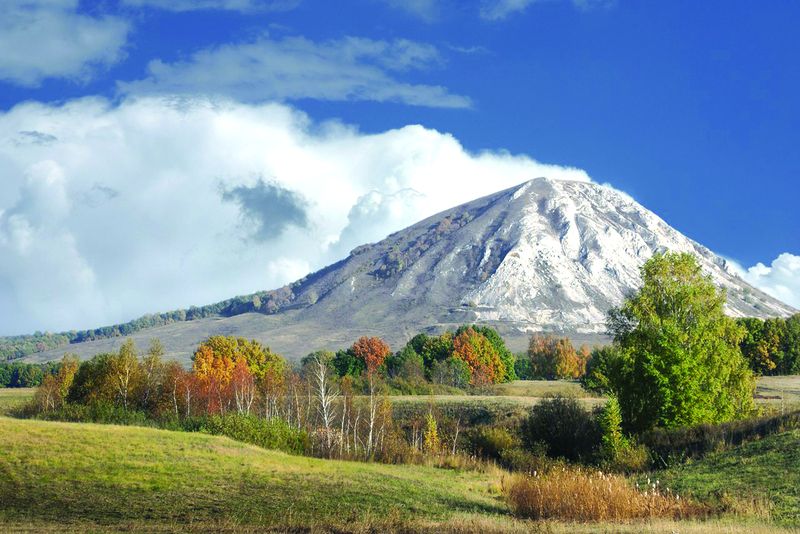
(275, 177, 793, 335)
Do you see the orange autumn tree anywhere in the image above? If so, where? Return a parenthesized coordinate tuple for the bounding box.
(192, 336, 287, 416)
(350, 336, 391, 457)
(193, 342, 236, 414)
(452, 327, 505, 385)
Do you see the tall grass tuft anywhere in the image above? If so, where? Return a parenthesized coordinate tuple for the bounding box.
(504, 467, 702, 521)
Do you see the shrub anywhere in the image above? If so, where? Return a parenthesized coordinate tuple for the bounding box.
(497, 446, 561, 474)
(423, 412, 441, 453)
(595, 395, 651, 472)
(505, 468, 701, 521)
(469, 426, 519, 461)
(182, 414, 308, 455)
(521, 396, 600, 462)
(37, 401, 153, 426)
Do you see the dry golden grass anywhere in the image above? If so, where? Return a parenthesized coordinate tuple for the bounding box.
(504, 468, 703, 522)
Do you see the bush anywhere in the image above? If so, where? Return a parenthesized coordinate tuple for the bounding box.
(505, 468, 700, 521)
(181, 414, 308, 455)
(469, 426, 519, 461)
(597, 396, 626, 460)
(498, 446, 561, 474)
(36, 401, 152, 427)
(521, 396, 600, 462)
(595, 395, 651, 472)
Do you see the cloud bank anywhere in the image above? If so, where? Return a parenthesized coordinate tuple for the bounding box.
(0, 0, 130, 86)
(0, 96, 588, 335)
(119, 35, 471, 108)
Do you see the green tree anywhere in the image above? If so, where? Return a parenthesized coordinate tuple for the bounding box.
(782, 314, 800, 374)
(597, 395, 627, 462)
(423, 411, 441, 453)
(330, 349, 365, 378)
(430, 357, 470, 388)
(581, 346, 624, 394)
(386, 345, 425, 381)
(607, 252, 755, 433)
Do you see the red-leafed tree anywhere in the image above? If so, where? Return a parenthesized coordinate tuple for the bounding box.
(351, 336, 391, 375)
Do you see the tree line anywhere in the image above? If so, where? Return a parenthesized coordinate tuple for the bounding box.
(27, 325, 516, 461)
(737, 315, 800, 375)
(0, 361, 60, 388)
(0, 288, 295, 361)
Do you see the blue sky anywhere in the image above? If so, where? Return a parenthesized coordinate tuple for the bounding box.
(0, 0, 798, 334)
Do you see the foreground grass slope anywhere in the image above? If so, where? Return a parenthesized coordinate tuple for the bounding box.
(0, 417, 505, 530)
(0, 416, 794, 533)
(658, 429, 800, 523)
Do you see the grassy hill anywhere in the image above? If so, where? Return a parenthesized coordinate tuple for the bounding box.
(657, 428, 800, 524)
(0, 417, 507, 532)
(0, 416, 795, 533)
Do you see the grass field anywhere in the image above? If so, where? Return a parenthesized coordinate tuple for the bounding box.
(0, 417, 792, 533)
(0, 388, 33, 416)
(755, 375, 800, 409)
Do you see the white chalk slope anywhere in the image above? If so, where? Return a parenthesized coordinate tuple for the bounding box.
(288, 177, 793, 336)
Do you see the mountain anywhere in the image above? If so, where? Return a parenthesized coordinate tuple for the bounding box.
(25, 177, 795, 364)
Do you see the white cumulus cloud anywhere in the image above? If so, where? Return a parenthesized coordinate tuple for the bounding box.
(118, 35, 471, 108)
(0, 96, 587, 334)
(0, 0, 130, 86)
(733, 253, 800, 310)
